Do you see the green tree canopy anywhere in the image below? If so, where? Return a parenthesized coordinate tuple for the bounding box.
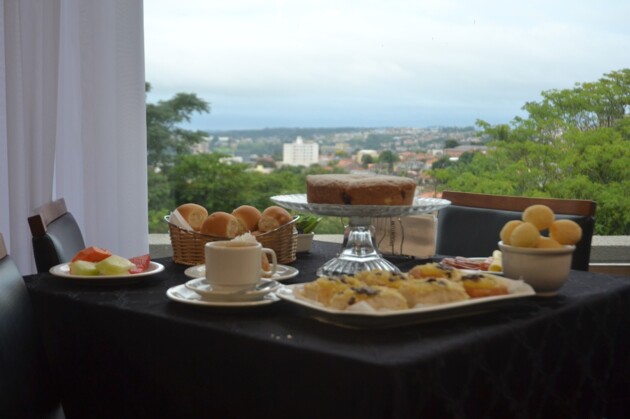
(444, 139, 459, 148)
(379, 150, 400, 173)
(146, 83, 211, 167)
(433, 69, 630, 235)
(361, 154, 374, 168)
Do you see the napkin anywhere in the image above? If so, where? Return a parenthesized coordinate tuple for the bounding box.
(372, 214, 436, 258)
(169, 209, 192, 231)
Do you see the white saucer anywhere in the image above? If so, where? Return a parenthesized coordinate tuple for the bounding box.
(184, 264, 299, 281)
(167, 284, 280, 307)
(184, 278, 280, 301)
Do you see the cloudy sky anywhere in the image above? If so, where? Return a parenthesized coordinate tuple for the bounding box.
(144, 0, 630, 131)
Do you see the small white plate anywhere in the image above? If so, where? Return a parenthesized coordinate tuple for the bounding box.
(184, 278, 280, 301)
(184, 264, 299, 281)
(441, 257, 503, 276)
(49, 261, 165, 283)
(166, 284, 280, 307)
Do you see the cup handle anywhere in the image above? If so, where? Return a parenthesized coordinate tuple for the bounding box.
(261, 248, 278, 277)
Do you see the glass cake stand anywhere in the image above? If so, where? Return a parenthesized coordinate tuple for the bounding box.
(271, 194, 451, 277)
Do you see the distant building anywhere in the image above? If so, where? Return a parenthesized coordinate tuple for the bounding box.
(219, 156, 243, 165)
(282, 136, 319, 166)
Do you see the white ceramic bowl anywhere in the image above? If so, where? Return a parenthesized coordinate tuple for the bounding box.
(498, 241, 575, 296)
(296, 232, 315, 252)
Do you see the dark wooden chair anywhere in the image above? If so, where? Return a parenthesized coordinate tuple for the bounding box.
(0, 233, 65, 418)
(435, 191, 597, 271)
(28, 198, 86, 273)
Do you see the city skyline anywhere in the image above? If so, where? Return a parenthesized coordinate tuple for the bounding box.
(144, 0, 630, 131)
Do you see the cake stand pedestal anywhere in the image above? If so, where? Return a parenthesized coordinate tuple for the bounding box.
(271, 194, 450, 277)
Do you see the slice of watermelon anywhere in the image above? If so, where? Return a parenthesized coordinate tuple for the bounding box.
(128, 254, 151, 274)
(71, 246, 112, 263)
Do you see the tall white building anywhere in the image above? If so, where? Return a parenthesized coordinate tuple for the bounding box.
(282, 136, 319, 166)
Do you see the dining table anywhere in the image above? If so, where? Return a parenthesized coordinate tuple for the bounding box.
(25, 240, 630, 419)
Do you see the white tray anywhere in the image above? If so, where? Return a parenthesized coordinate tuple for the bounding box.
(276, 278, 535, 328)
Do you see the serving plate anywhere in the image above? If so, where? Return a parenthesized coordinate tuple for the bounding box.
(184, 264, 299, 281)
(461, 257, 503, 276)
(271, 194, 450, 217)
(276, 278, 534, 328)
(441, 257, 503, 276)
(49, 261, 165, 284)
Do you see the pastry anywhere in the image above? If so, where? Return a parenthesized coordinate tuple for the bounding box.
(353, 270, 409, 289)
(408, 262, 462, 282)
(397, 278, 469, 306)
(306, 174, 416, 205)
(460, 273, 509, 298)
(328, 285, 408, 311)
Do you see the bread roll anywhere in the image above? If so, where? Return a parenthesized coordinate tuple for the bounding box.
(200, 212, 243, 238)
(258, 206, 293, 233)
(232, 205, 261, 232)
(176, 203, 208, 231)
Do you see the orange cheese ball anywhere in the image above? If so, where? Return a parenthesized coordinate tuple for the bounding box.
(536, 237, 563, 249)
(510, 222, 541, 248)
(550, 219, 583, 245)
(500, 220, 523, 245)
(522, 204, 555, 231)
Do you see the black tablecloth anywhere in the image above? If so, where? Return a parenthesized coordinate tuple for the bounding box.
(25, 241, 630, 419)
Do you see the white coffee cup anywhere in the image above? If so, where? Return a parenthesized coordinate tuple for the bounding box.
(205, 241, 277, 291)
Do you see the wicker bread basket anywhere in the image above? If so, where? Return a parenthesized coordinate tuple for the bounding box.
(165, 215, 298, 265)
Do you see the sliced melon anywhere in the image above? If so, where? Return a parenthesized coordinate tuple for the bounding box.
(95, 255, 136, 275)
(69, 260, 99, 276)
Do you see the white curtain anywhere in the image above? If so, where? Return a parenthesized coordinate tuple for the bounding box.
(1, 0, 148, 274)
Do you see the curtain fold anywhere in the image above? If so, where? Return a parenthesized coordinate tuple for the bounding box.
(1, 0, 148, 274)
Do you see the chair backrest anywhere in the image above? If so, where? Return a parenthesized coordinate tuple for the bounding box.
(28, 198, 86, 273)
(0, 233, 65, 418)
(435, 191, 596, 271)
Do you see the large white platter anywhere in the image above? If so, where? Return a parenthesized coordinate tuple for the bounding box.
(276, 279, 535, 328)
(49, 262, 165, 284)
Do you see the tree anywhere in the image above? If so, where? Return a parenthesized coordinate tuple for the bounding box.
(147, 168, 176, 233)
(434, 69, 630, 235)
(146, 83, 211, 167)
(169, 154, 250, 213)
(379, 150, 399, 173)
(444, 139, 459, 148)
(361, 154, 374, 168)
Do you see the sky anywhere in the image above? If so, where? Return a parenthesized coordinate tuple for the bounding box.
(144, 0, 630, 131)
